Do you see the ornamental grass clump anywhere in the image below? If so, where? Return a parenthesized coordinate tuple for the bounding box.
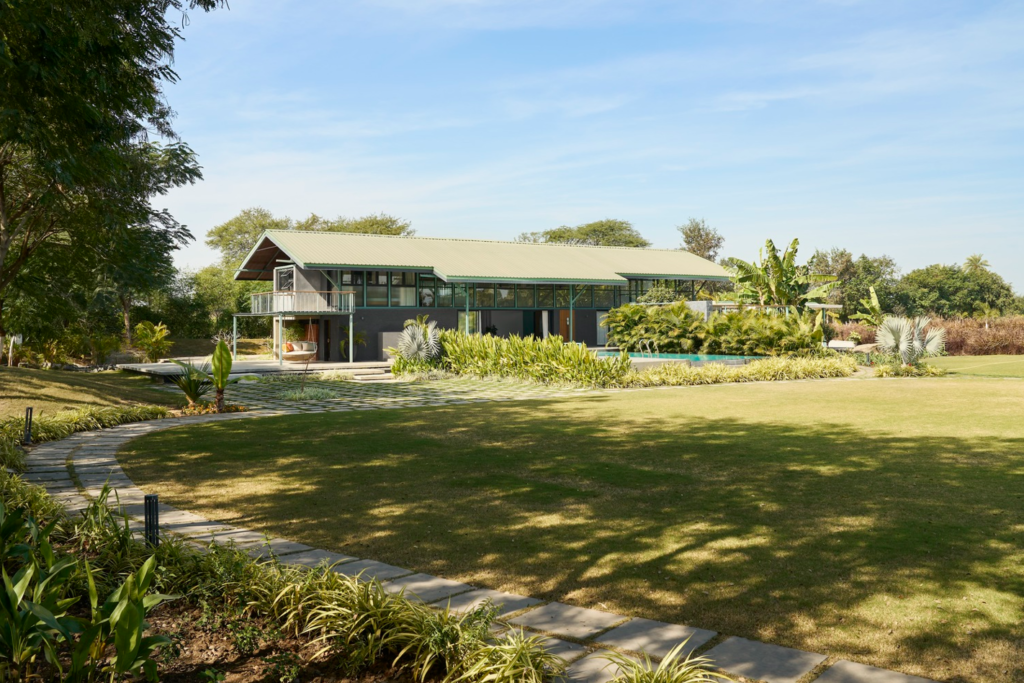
(0, 405, 169, 472)
(602, 640, 733, 683)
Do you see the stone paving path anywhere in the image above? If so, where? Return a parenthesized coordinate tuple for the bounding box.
(21, 381, 936, 683)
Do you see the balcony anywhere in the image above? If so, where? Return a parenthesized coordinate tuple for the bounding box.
(249, 290, 356, 315)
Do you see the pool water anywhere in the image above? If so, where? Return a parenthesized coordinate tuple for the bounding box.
(595, 351, 762, 362)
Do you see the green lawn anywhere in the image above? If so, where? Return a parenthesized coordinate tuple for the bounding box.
(929, 354, 1024, 378)
(119, 378, 1024, 682)
(0, 367, 180, 419)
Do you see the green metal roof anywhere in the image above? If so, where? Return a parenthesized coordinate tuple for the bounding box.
(236, 230, 731, 284)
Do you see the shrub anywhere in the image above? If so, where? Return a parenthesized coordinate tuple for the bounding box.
(625, 356, 857, 388)
(602, 640, 732, 683)
(134, 321, 173, 362)
(941, 316, 1024, 355)
(700, 310, 823, 357)
(435, 331, 633, 388)
(603, 302, 705, 353)
(875, 363, 947, 378)
(169, 359, 213, 406)
(281, 387, 337, 401)
(0, 405, 169, 472)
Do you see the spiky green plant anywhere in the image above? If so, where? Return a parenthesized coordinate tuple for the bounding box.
(602, 640, 733, 682)
(727, 238, 837, 308)
(453, 630, 563, 683)
(169, 359, 213, 407)
(875, 316, 946, 366)
(850, 286, 885, 327)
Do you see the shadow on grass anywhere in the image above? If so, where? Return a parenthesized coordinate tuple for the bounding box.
(121, 394, 1024, 682)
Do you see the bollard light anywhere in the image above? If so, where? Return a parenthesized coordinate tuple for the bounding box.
(23, 407, 33, 445)
(144, 494, 160, 547)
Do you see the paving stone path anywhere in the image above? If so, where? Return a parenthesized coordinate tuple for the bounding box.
(21, 380, 936, 683)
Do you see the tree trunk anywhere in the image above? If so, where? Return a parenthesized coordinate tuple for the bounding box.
(215, 387, 224, 413)
(119, 294, 132, 342)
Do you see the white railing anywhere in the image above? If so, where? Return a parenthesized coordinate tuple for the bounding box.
(250, 290, 355, 315)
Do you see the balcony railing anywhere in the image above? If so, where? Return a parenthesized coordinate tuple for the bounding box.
(250, 290, 355, 315)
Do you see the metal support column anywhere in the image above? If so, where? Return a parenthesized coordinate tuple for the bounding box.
(348, 313, 354, 364)
(278, 314, 284, 366)
(569, 285, 574, 342)
(232, 316, 237, 360)
(464, 285, 470, 333)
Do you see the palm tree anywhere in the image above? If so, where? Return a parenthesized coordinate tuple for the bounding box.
(728, 238, 838, 308)
(876, 316, 946, 366)
(973, 302, 1001, 329)
(963, 254, 990, 275)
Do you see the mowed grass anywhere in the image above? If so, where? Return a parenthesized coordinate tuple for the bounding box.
(0, 367, 180, 419)
(930, 354, 1024, 378)
(120, 378, 1024, 682)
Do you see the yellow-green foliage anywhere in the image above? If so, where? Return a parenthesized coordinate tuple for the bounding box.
(875, 363, 948, 378)
(603, 302, 705, 353)
(0, 405, 169, 472)
(626, 356, 857, 388)
(436, 331, 633, 387)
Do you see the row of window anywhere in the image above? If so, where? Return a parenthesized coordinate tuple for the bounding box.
(282, 268, 697, 309)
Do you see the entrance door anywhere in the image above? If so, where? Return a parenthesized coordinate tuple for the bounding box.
(558, 310, 572, 342)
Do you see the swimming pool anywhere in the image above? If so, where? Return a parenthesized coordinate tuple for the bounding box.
(595, 351, 762, 362)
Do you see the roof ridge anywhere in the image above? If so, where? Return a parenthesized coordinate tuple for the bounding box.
(265, 229, 689, 254)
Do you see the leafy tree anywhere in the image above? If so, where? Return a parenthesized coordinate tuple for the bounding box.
(728, 239, 837, 308)
(963, 254, 991, 275)
(0, 0, 223, 353)
(205, 207, 292, 269)
(334, 212, 414, 236)
(894, 264, 1016, 318)
(517, 219, 650, 248)
(810, 249, 901, 319)
(677, 218, 724, 261)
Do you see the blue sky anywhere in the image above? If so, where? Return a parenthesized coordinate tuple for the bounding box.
(163, 0, 1024, 287)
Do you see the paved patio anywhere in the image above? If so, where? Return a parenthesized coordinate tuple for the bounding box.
(19, 389, 937, 683)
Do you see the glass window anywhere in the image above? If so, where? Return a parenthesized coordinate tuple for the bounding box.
(594, 285, 614, 308)
(457, 311, 480, 333)
(537, 285, 554, 307)
(276, 267, 294, 291)
(418, 275, 437, 307)
(436, 283, 454, 307)
(366, 270, 388, 306)
(496, 285, 515, 308)
(391, 272, 417, 307)
(475, 285, 495, 308)
(454, 284, 471, 307)
(516, 285, 535, 308)
(573, 285, 593, 308)
(555, 285, 570, 308)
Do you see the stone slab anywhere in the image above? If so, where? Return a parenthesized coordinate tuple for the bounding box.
(432, 587, 541, 616)
(594, 617, 717, 659)
(703, 637, 826, 683)
(331, 558, 413, 582)
(164, 521, 239, 537)
(561, 652, 638, 683)
(815, 660, 938, 683)
(243, 538, 315, 560)
(507, 602, 626, 640)
(382, 573, 474, 603)
(533, 634, 588, 663)
(281, 549, 357, 569)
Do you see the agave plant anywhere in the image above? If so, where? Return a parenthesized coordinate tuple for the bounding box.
(875, 316, 946, 366)
(169, 359, 213, 407)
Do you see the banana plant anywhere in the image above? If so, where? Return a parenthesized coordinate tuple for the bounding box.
(850, 286, 885, 327)
(197, 341, 239, 413)
(728, 238, 837, 308)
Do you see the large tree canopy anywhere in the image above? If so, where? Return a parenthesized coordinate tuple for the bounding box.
(206, 208, 415, 269)
(517, 219, 650, 248)
(677, 218, 724, 261)
(895, 264, 1017, 318)
(0, 0, 224, 348)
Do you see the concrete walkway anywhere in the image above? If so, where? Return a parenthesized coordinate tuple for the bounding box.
(22, 399, 936, 683)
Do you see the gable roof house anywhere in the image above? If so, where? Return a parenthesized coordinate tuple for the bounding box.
(234, 231, 730, 363)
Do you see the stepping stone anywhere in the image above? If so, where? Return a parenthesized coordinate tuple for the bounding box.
(22, 470, 71, 481)
(507, 602, 626, 640)
(164, 521, 239, 537)
(246, 539, 312, 560)
(332, 558, 413, 582)
(594, 617, 717, 659)
(702, 637, 826, 683)
(382, 573, 474, 603)
(815, 660, 938, 683)
(432, 587, 541, 616)
(560, 652, 638, 683)
(282, 548, 357, 569)
(536, 634, 588, 663)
